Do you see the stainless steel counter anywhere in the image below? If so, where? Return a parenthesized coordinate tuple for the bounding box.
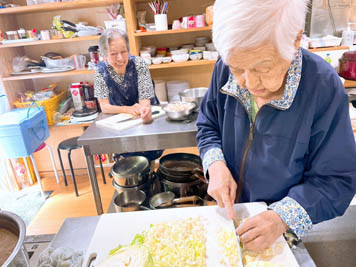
(78, 113, 198, 215)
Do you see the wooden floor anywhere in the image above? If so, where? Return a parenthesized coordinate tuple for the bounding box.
(27, 168, 115, 236)
(27, 147, 199, 236)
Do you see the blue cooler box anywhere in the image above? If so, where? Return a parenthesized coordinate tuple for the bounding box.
(0, 105, 49, 159)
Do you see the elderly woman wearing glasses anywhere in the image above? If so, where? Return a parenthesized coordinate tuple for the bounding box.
(94, 28, 162, 161)
(197, 0, 356, 252)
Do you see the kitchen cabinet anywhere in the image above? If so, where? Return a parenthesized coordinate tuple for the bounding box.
(123, 0, 216, 88)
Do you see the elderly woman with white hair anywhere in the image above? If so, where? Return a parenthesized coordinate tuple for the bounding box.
(197, 0, 356, 251)
(94, 28, 162, 161)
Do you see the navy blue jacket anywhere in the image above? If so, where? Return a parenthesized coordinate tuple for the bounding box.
(196, 49, 356, 224)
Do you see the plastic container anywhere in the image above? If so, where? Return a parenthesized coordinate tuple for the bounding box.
(13, 90, 67, 125)
(341, 23, 356, 46)
(88, 46, 99, 64)
(0, 105, 49, 159)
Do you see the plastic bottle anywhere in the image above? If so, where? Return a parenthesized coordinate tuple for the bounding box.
(341, 23, 355, 46)
(324, 53, 332, 64)
(15, 162, 28, 189)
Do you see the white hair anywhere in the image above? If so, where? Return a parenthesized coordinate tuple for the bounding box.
(213, 0, 309, 63)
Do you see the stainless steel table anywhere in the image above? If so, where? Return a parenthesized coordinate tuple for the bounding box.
(78, 113, 198, 215)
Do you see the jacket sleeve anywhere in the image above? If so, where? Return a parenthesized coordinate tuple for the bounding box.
(196, 60, 230, 173)
(271, 73, 356, 238)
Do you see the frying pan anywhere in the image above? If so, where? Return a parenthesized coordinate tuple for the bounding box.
(149, 192, 216, 209)
(158, 153, 206, 183)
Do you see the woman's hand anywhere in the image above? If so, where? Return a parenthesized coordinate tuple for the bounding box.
(207, 161, 237, 219)
(127, 104, 141, 116)
(140, 106, 153, 124)
(236, 210, 288, 252)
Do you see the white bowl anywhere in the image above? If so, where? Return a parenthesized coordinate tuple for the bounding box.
(172, 54, 189, 63)
(152, 57, 163, 64)
(162, 56, 172, 63)
(189, 53, 202, 60)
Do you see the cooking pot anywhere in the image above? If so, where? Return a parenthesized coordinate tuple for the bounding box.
(158, 153, 206, 183)
(339, 51, 356, 80)
(0, 210, 30, 267)
(114, 190, 146, 212)
(179, 87, 208, 111)
(160, 176, 203, 197)
(110, 156, 150, 187)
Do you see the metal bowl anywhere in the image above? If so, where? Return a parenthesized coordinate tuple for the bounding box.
(114, 190, 146, 212)
(179, 87, 208, 110)
(163, 101, 196, 121)
(0, 210, 30, 267)
(110, 156, 150, 187)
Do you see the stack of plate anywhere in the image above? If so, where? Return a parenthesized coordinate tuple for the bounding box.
(195, 36, 210, 47)
(154, 80, 168, 103)
(166, 80, 190, 102)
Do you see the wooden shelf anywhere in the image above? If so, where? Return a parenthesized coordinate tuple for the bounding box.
(308, 46, 349, 52)
(345, 79, 356, 88)
(134, 26, 212, 37)
(149, 59, 216, 70)
(2, 68, 94, 81)
(0, 35, 100, 48)
(0, 0, 120, 15)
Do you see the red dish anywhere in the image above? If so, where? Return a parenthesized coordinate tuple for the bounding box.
(339, 51, 356, 81)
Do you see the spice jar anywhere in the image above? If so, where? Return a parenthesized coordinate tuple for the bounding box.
(88, 45, 99, 64)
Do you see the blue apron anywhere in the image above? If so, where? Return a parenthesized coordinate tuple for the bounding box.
(97, 57, 163, 162)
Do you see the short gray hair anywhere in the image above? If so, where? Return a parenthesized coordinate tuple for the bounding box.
(99, 28, 130, 56)
(213, 0, 309, 63)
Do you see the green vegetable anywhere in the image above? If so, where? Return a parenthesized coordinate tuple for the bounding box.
(131, 233, 145, 245)
(108, 245, 122, 256)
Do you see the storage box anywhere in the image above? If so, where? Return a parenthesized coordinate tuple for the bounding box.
(13, 90, 67, 125)
(0, 106, 49, 159)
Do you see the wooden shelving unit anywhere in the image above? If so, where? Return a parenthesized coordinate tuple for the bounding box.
(134, 26, 212, 37)
(345, 79, 356, 88)
(149, 59, 216, 70)
(0, 35, 100, 48)
(0, 0, 120, 15)
(2, 68, 95, 81)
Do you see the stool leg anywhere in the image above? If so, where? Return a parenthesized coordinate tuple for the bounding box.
(68, 149, 79, 197)
(2, 159, 14, 192)
(23, 157, 33, 185)
(30, 154, 45, 198)
(45, 144, 60, 184)
(98, 155, 106, 184)
(57, 148, 68, 186)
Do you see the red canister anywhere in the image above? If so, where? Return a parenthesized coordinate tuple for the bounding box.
(339, 51, 356, 81)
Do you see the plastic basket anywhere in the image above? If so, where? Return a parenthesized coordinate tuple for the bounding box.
(13, 90, 67, 125)
(0, 103, 49, 158)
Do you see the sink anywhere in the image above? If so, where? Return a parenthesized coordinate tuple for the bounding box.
(302, 205, 356, 267)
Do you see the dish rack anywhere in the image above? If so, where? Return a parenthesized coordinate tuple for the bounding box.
(13, 90, 67, 125)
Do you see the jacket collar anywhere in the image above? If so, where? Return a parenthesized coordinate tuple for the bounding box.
(221, 48, 303, 112)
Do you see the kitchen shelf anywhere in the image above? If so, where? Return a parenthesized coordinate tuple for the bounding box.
(345, 79, 356, 88)
(134, 26, 212, 37)
(149, 59, 216, 70)
(308, 46, 349, 52)
(0, 0, 120, 15)
(0, 35, 100, 48)
(2, 68, 94, 81)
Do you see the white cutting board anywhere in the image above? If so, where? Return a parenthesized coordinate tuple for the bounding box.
(95, 106, 165, 132)
(83, 203, 299, 267)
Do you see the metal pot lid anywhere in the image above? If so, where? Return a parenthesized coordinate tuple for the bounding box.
(111, 156, 149, 177)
